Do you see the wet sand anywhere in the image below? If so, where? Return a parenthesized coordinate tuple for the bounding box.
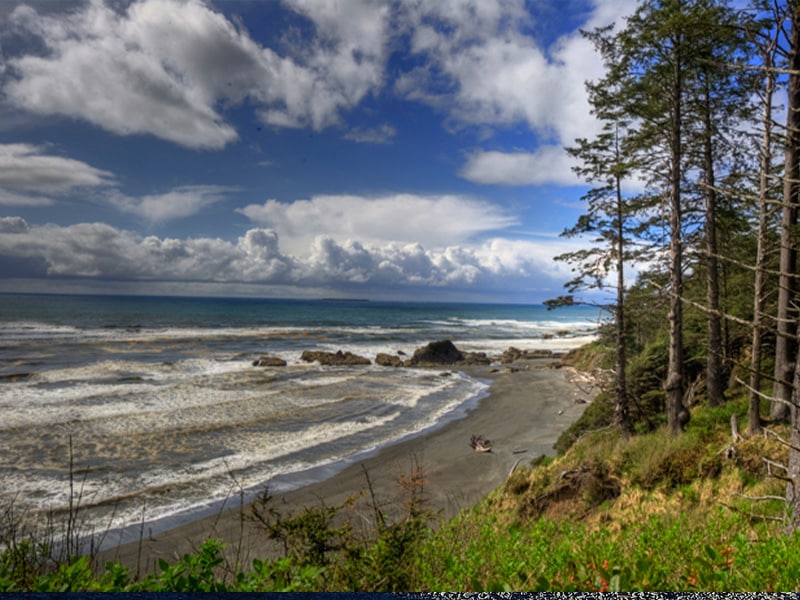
(94, 359, 593, 574)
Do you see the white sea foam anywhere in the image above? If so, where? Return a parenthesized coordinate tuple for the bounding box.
(457, 333, 598, 354)
(3, 387, 474, 531)
(0, 366, 487, 532)
(444, 317, 598, 334)
(0, 321, 83, 337)
(1, 321, 419, 347)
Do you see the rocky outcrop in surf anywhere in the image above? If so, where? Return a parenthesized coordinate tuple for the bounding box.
(407, 340, 464, 366)
(406, 340, 493, 367)
(281, 340, 558, 369)
(301, 350, 372, 366)
(252, 355, 287, 367)
(500, 346, 555, 363)
(375, 353, 404, 367)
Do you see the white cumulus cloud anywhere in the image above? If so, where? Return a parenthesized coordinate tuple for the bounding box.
(237, 193, 518, 255)
(4, 0, 392, 148)
(460, 146, 580, 186)
(0, 217, 583, 295)
(0, 219, 295, 282)
(395, 0, 638, 186)
(0, 216, 30, 233)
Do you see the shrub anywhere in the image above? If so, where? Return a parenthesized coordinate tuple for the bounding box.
(621, 431, 706, 490)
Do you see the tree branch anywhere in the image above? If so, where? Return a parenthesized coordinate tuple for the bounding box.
(764, 429, 800, 453)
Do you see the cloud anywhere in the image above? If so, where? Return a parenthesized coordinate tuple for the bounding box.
(3, 0, 392, 148)
(0, 216, 29, 233)
(0, 143, 233, 219)
(395, 0, 638, 185)
(0, 143, 114, 206)
(0, 190, 54, 207)
(109, 185, 235, 223)
(0, 218, 294, 282)
(0, 217, 580, 293)
(460, 146, 580, 186)
(236, 193, 518, 254)
(0, 142, 114, 193)
(343, 124, 397, 144)
(1, 0, 636, 158)
(5, 1, 238, 149)
(396, 1, 574, 132)
(270, 0, 391, 129)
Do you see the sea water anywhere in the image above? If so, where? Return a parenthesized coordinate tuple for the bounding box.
(0, 293, 600, 545)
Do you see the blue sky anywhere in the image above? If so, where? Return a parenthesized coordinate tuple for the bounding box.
(0, 0, 638, 303)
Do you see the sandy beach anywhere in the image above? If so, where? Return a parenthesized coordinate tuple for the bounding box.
(94, 359, 593, 574)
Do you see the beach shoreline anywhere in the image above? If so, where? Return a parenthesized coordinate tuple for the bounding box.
(94, 358, 595, 574)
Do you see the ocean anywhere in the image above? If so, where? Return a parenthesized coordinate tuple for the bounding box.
(0, 293, 601, 546)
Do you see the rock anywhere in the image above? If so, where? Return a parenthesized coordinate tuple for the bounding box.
(252, 356, 287, 367)
(462, 351, 492, 365)
(407, 340, 464, 366)
(375, 353, 403, 367)
(377, 344, 490, 368)
(501, 346, 553, 363)
(501, 346, 523, 363)
(300, 350, 371, 366)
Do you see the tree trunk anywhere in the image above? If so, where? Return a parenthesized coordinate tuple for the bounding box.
(786, 318, 800, 533)
(667, 48, 686, 435)
(786, 345, 800, 532)
(614, 149, 632, 436)
(773, 3, 800, 423)
(749, 39, 777, 435)
(702, 78, 724, 408)
(783, 2, 800, 534)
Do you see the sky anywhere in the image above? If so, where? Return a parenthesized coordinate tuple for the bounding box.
(0, 0, 640, 304)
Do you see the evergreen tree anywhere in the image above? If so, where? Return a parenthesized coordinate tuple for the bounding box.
(556, 120, 643, 435)
(743, 0, 785, 434)
(686, 2, 754, 407)
(774, 0, 800, 424)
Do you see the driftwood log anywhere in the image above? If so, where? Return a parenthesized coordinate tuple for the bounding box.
(470, 434, 492, 453)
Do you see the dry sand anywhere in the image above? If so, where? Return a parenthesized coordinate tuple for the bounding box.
(95, 359, 594, 574)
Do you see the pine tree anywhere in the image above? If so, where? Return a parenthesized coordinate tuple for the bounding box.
(744, 0, 785, 434)
(556, 105, 644, 435)
(774, 0, 800, 424)
(687, 4, 753, 407)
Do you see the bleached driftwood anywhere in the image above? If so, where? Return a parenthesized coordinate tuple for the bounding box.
(470, 434, 492, 453)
